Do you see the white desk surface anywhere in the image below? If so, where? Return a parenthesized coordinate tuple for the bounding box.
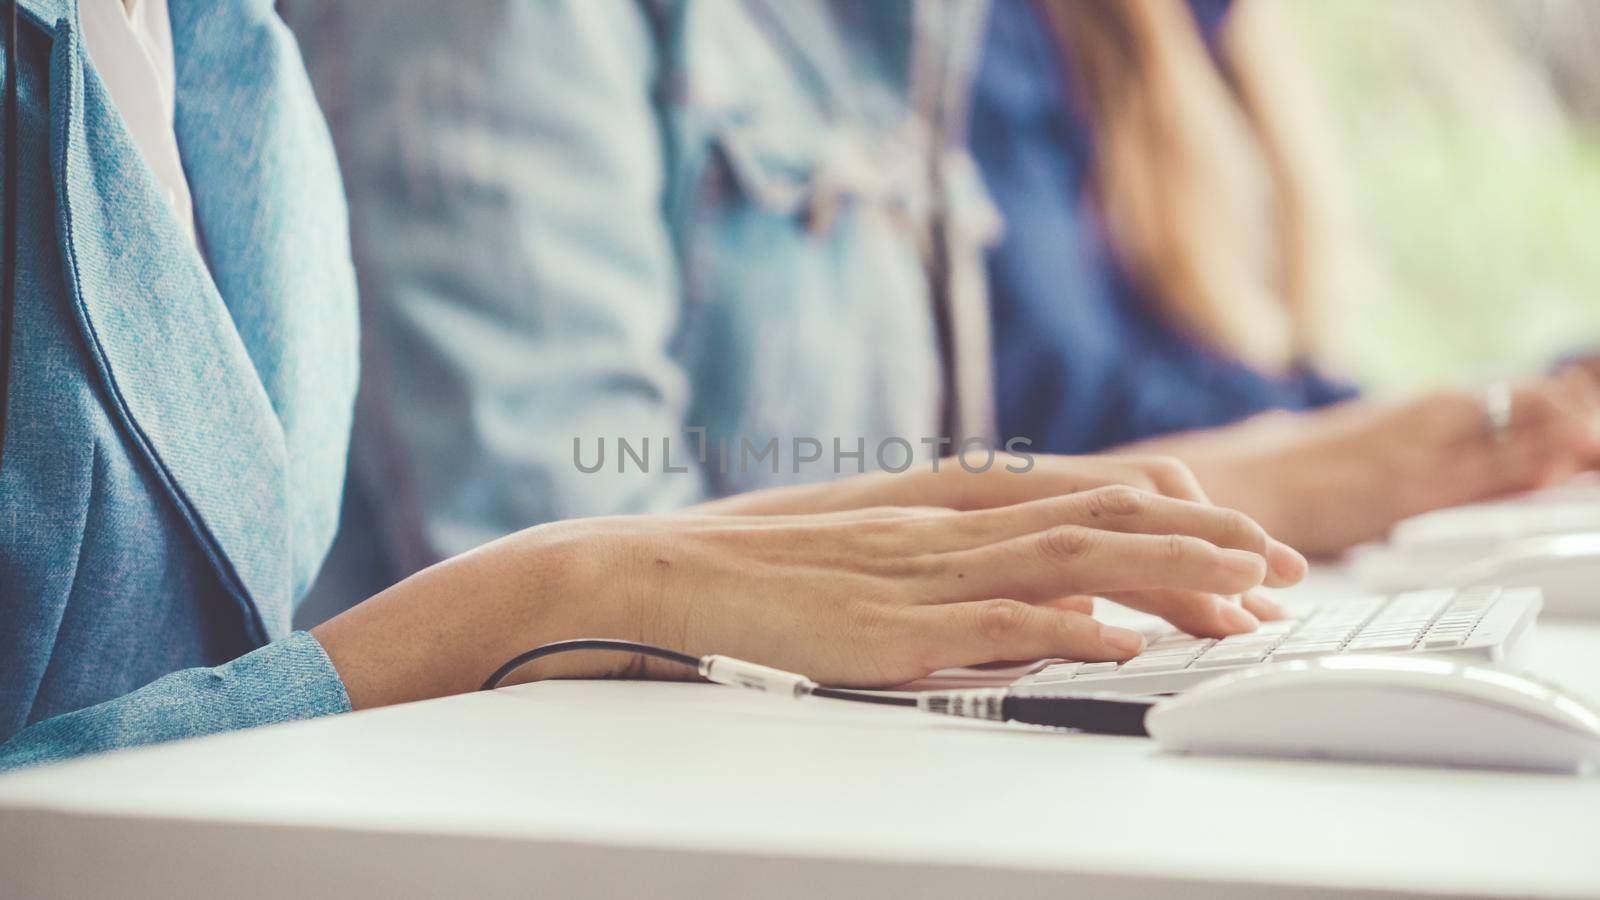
(5, 577, 1600, 899)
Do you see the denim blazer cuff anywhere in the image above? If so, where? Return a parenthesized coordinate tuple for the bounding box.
(266, 631, 355, 721)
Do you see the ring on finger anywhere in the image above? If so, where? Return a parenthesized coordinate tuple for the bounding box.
(1482, 380, 1513, 446)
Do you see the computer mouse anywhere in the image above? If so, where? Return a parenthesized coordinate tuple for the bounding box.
(1442, 533, 1600, 620)
(1377, 476, 1600, 567)
(1389, 501, 1600, 558)
(1144, 655, 1600, 773)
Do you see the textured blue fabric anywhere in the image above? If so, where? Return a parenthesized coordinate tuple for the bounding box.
(973, 0, 1357, 454)
(0, 632, 349, 773)
(0, 0, 356, 770)
(283, 0, 999, 588)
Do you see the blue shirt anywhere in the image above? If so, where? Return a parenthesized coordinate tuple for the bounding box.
(972, 0, 1355, 454)
(285, 0, 1001, 597)
(0, 0, 357, 771)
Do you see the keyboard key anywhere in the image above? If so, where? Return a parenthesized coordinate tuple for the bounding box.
(1142, 642, 1206, 654)
(1358, 625, 1420, 635)
(1353, 630, 1420, 643)
(1390, 588, 1454, 607)
(1118, 655, 1195, 673)
(1076, 662, 1119, 675)
(1270, 642, 1344, 660)
(1422, 633, 1468, 649)
(1346, 636, 1417, 651)
(1318, 597, 1383, 615)
(1193, 648, 1272, 667)
(1150, 635, 1213, 651)
(1143, 649, 1206, 661)
(1313, 605, 1370, 619)
(1210, 640, 1277, 655)
(1369, 611, 1433, 627)
(1294, 629, 1355, 644)
(1274, 637, 1338, 649)
(1218, 633, 1275, 646)
(1197, 643, 1265, 656)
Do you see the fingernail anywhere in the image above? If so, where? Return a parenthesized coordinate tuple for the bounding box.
(1102, 626, 1146, 656)
(1268, 540, 1308, 580)
(1221, 601, 1260, 633)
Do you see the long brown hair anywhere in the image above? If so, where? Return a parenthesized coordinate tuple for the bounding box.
(1041, 0, 1349, 372)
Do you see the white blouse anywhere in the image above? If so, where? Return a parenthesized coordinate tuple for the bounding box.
(79, 0, 196, 246)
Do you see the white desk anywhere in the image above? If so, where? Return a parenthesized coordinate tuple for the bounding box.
(5, 585, 1600, 899)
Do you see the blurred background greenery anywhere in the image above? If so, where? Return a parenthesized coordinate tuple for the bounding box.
(1284, 0, 1600, 389)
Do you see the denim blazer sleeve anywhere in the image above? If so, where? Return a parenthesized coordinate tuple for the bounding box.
(0, 633, 349, 773)
(306, 0, 703, 561)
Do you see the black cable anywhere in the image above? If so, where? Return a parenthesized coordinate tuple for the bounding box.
(0, 0, 18, 476)
(1003, 694, 1153, 736)
(811, 686, 916, 708)
(479, 638, 701, 692)
(481, 638, 1156, 736)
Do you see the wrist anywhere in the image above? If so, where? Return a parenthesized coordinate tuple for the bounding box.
(313, 523, 653, 710)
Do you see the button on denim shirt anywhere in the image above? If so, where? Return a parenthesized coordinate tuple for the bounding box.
(0, 0, 358, 770)
(286, 0, 1001, 589)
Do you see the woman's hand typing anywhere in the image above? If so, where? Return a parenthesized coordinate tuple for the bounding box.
(313, 485, 1305, 709)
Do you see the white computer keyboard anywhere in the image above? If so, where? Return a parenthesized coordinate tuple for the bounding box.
(1011, 586, 1542, 695)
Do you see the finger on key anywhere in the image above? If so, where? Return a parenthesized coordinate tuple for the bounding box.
(1241, 590, 1287, 621)
(1107, 588, 1261, 639)
(905, 599, 1147, 669)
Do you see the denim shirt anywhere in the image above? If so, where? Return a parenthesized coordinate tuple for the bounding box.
(973, 0, 1356, 454)
(0, 0, 357, 770)
(285, 0, 1000, 588)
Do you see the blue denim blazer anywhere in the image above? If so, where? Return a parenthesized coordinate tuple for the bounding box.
(0, 0, 357, 770)
(285, 0, 1000, 589)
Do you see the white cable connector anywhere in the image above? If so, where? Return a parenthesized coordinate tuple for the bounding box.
(917, 688, 1008, 721)
(698, 655, 819, 698)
